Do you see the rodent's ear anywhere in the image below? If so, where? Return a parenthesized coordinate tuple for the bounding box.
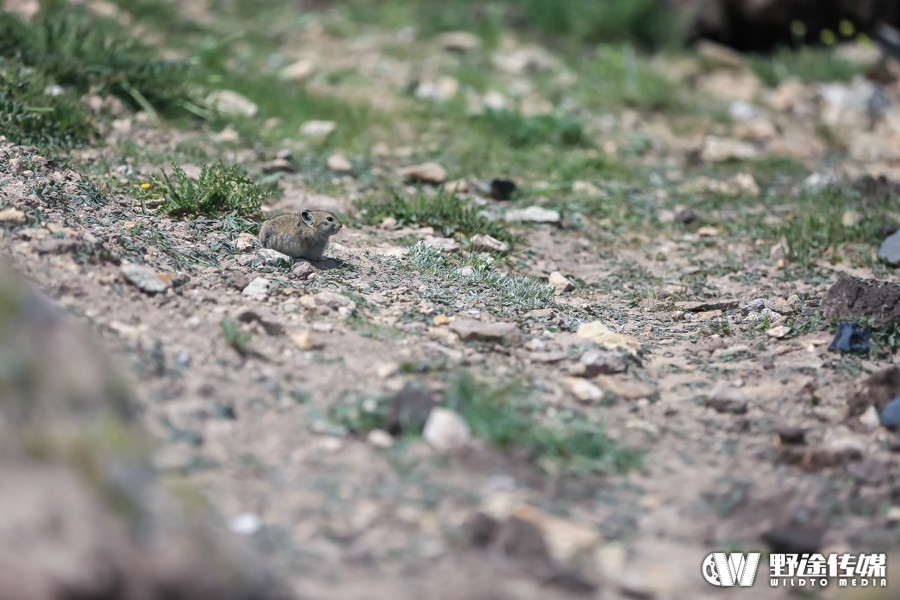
(300, 209, 313, 226)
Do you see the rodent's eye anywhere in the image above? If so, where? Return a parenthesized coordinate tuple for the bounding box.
(326, 216, 334, 222)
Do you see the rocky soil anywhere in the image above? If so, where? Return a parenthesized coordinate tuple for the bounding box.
(2, 1, 900, 599)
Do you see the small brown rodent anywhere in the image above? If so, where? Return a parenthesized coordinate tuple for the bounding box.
(258, 209, 342, 261)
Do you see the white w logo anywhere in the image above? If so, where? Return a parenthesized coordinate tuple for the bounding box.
(702, 552, 761, 587)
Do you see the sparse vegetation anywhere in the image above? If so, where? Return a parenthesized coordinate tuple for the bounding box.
(0, 5, 198, 117)
(330, 371, 640, 473)
(405, 242, 554, 310)
(222, 319, 253, 356)
(152, 163, 265, 218)
(2, 0, 898, 595)
(358, 189, 517, 244)
(0, 66, 96, 151)
(445, 371, 641, 473)
(838, 317, 900, 354)
(329, 393, 393, 435)
(748, 46, 863, 87)
(218, 73, 374, 151)
(772, 185, 891, 271)
(472, 109, 587, 149)
(347, 0, 677, 49)
(574, 45, 684, 111)
(123, 223, 219, 271)
(706, 316, 734, 337)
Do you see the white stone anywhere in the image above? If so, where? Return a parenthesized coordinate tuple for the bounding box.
(548, 271, 573, 293)
(482, 90, 507, 111)
(728, 100, 759, 121)
(327, 153, 353, 172)
(766, 325, 791, 339)
(256, 248, 293, 267)
(422, 235, 460, 253)
(241, 277, 270, 298)
(469, 233, 509, 253)
(299, 120, 337, 139)
(0, 207, 26, 223)
(290, 330, 319, 351)
(367, 429, 395, 448)
(121, 264, 169, 294)
(859, 405, 881, 429)
(423, 408, 471, 452)
(563, 378, 604, 403)
(701, 135, 758, 163)
(279, 59, 315, 81)
(504, 205, 561, 224)
(398, 162, 447, 184)
(206, 90, 258, 118)
(576, 321, 641, 356)
(415, 76, 460, 102)
(229, 512, 262, 536)
(232, 232, 256, 252)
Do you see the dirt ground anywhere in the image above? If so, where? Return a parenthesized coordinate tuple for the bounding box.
(1, 1, 900, 599)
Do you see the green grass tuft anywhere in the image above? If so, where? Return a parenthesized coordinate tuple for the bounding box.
(574, 45, 684, 111)
(346, 0, 676, 49)
(748, 46, 863, 87)
(0, 67, 96, 150)
(406, 243, 554, 311)
(358, 189, 516, 244)
(329, 394, 393, 435)
(151, 163, 265, 218)
(772, 185, 892, 271)
(472, 109, 587, 148)
(328, 371, 641, 473)
(221, 319, 252, 355)
(0, 5, 197, 117)
(512, 0, 676, 48)
(446, 371, 641, 473)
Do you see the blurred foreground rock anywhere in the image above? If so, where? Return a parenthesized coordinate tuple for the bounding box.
(0, 265, 292, 600)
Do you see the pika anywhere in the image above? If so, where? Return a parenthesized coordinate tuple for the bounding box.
(258, 209, 342, 261)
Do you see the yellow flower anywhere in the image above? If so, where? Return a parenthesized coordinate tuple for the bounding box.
(140, 182, 151, 189)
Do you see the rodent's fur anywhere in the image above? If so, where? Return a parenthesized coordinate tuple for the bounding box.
(258, 209, 342, 260)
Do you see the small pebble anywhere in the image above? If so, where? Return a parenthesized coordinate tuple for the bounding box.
(229, 513, 262, 536)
